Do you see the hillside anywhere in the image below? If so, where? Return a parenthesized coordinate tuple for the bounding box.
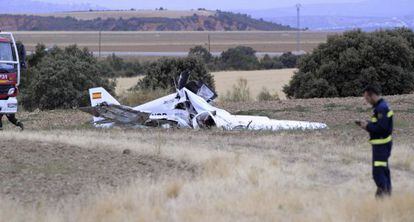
(31, 10, 216, 20)
(0, 11, 294, 31)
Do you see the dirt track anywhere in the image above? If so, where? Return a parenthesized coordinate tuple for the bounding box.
(0, 139, 197, 204)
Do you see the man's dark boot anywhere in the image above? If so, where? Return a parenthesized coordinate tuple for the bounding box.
(375, 187, 391, 199)
(383, 187, 392, 197)
(375, 187, 384, 199)
(17, 122, 24, 131)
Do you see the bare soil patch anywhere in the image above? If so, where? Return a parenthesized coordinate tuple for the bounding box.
(0, 139, 198, 204)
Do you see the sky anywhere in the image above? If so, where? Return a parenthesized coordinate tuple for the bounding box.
(37, 0, 364, 10)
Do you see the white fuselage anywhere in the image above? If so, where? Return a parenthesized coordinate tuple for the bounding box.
(134, 88, 328, 131)
(87, 87, 328, 131)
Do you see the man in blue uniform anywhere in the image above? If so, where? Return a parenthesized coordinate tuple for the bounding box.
(356, 86, 393, 198)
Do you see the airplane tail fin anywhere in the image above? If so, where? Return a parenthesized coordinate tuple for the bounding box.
(88, 87, 120, 126)
(89, 87, 120, 107)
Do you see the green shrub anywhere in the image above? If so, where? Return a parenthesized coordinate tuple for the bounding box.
(98, 54, 143, 78)
(279, 52, 299, 68)
(189, 45, 213, 63)
(222, 78, 251, 102)
(219, 46, 259, 70)
(135, 57, 214, 91)
(259, 53, 301, 70)
(284, 28, 414, 98)
(21, 45, 115, 110)
(260, 54, 284, 69)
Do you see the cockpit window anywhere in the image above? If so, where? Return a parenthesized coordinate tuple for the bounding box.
(0, 42, 14, 61)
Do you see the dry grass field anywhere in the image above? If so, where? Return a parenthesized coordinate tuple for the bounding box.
(114, 69, 295, 100)
(213, 69, 295, 99)
(13, 31, 332, 53)
(0, 94, 413, 221)
(115, 76, 143, 95)
(31, 10, 216, 20)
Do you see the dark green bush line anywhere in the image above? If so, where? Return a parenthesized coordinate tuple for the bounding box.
(97, 46, 301, 78)
(189, 45, 301, 71)
(98, 54, 144, 78)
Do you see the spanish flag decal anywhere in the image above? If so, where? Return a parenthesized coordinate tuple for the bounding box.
(92, 92, 102, 100)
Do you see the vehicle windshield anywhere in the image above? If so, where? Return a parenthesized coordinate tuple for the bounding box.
(0, 42, 14, 61)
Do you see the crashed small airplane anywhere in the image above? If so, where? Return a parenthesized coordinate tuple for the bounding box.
(80, 72, 328, 131)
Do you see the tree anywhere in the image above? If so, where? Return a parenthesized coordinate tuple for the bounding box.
(98, 54, 143, 77)
(284, 29, 414, 98)
(260, 54, 275, 69)
(220, 46, 259, 70)
(21, 45, 115, 110)
(260, 54, 284, 69)
(188, 46, 213, 63)
(279, 52, 299, 68)
(136, 57, 214, 91)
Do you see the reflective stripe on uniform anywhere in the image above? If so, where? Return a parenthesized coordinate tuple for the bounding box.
(371, 117, 378, 123)
(374, 161, 388, 167)
(387, 110, 394, 118)
(369, 136, 392, 145)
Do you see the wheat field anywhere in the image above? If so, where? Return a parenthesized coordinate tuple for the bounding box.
(213, 69, 295, 99)
(0, 94, 413, 221)
(115, 69, 295, 100)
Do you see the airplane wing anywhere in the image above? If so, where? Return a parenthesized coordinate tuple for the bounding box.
(80, 103, 150, 125)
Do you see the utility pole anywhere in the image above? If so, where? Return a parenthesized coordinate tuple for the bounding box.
(208, 34, 211, 53)
(98, 30, 102, 58)
(296, 3, 302, 53)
